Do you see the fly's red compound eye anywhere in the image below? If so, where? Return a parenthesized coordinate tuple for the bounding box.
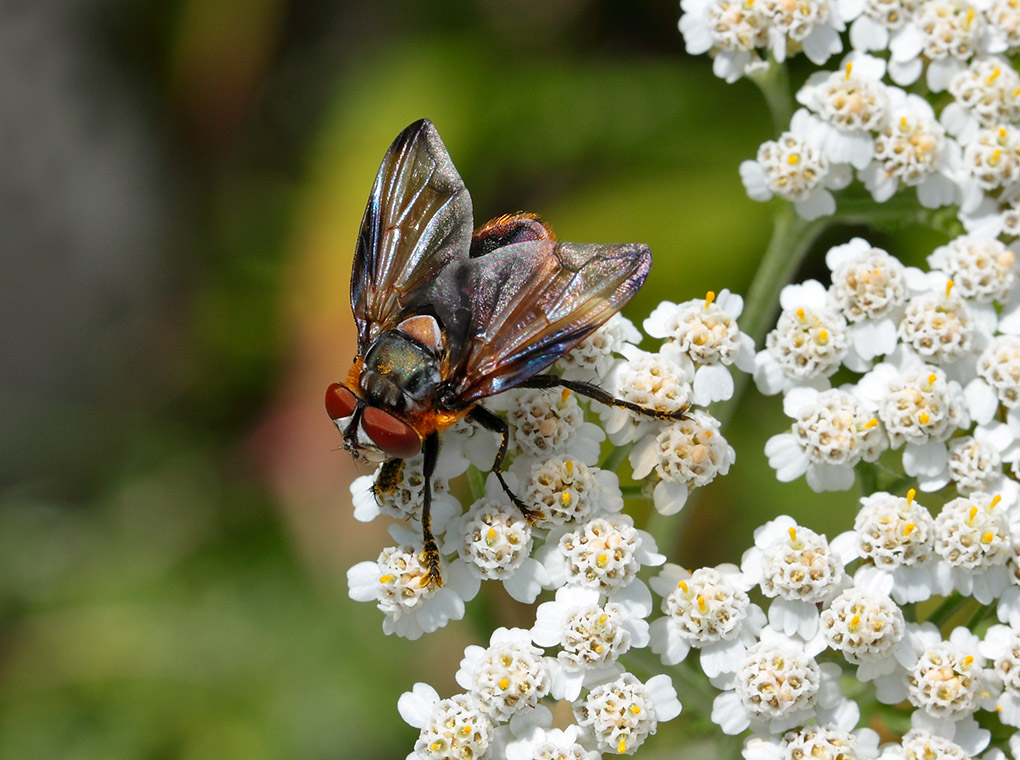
(325, 383, 359, 420)
(361, 407, 422, 459)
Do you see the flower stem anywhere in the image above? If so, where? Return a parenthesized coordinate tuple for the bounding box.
(750, 59, 795, 134)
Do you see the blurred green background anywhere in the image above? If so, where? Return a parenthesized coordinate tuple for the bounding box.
(0, 1, 944, 758)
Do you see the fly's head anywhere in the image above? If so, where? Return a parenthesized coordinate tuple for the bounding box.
(326, 315, 445, 463)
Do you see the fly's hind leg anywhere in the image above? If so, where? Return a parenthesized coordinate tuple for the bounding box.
(467, 405, 545, 524)
(418, 433, 443, 588)
(520, 374, 689, 421)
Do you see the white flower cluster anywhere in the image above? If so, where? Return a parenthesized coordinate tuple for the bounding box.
(756, 234, 1020, 497)
(734, 46, 1020, 221)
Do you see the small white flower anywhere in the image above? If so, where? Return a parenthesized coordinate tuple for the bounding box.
(630, 407, 735, 515)
(946, 428, 1013, 499)
(649, 563, 765, 677)
(765, 386, 886, 492)
(858, 363, 969, 489)
(897, 285, 975, 367)
(447, 476, 551, 604)
(980, 623, 1020, 727)
(532, 586, 648, 701)
(599, 342, 694, 447)
(887, 0, 998, 90)
(573, 671, 682, 756)
(988, 0, 1020, 52)
(742, 515, 856, 638)
(820, 573, 908, 681)
(757, 0, 846, 65)
(881, 727, 979, 760)
(874, 624, 1000, 725)
(679, 0, 770, 83)
(740, 110, 852, 220)
(853, 489, 940, 604)
(515, 456, 623, 527)
(398, 684, 495, 760)
(347, 527, 478, 640)
(644, 289, 756, 404)
(493, 387, 606, 464)
(859, 90, 962, 209)
(929, 235, 1018, 306)
(455, 627, 552, 721)
(743, 722, 881, 760)
(504, 721, 601, 760)
(796, 53, 891, 169)
(539, 513, 665, 607)
(710, 626, 844, 735)
(350, 453, 464, 530)
(755, 280, 850, 394)
(960, 124, 1020, 210)
(942, 56, 1020, 141)
(934, 492, 1012, 603)
(558, 312, 642, 382)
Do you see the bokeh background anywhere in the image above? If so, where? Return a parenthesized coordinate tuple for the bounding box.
(1, 1, 945, 757)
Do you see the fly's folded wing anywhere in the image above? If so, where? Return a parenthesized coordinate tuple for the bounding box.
(443, 239, 651, 404)
(351, 119, 473, 350)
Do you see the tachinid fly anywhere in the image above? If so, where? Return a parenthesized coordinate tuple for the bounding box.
(326, 119, 683, 587)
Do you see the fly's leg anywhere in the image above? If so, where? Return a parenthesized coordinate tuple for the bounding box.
(372, 458, 404, 502)
(419, 433, 443, 588)
(467, 405, 545, 524)
(520, 374, 689, 421)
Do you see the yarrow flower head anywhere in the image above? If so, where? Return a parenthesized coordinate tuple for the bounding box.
(399, 684, 495, 760)
(755, 279, 851, 394)
(979, 623, 1020, 727)
(643, 289, 756, 405)
(742, 515, 856, 638)
(874, 624, 1000, 723)
(630, 407, 735, 515)
(347, 526, 478, 640)
(941, 55, 1020, 141)
(933, 491, 1012, 603)
(557, 312, 642, 382)
(572, 671, 682, 756)
(796, 53, 892, 169)
(710, 625, 845, 735)
(455, 627, 552, 721)
(859, 89, 962, 209)
(765, 385, 886, 492)
(531, 585, 650, 701)
(853, 489, 940, 604)
(649, 563, 766, 677)
(515, 456, 623, 527)
(740, 109, 853, 220)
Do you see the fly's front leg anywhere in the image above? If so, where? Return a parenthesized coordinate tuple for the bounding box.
(419, 433, 443, 587)
(520, 374, 688, 421)
(467, 405, 544, 524)
(372, 457, 404, 502)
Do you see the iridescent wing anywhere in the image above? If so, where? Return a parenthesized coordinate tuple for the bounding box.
(351, 119, 473, 351)
(443, 240, 651, 404)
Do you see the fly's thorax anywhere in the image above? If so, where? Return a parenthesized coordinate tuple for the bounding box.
(360, 329, 442, 412)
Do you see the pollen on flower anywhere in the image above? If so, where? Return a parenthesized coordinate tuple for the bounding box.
(755, 131, 829, 202)
(508, 388, 588, 457)
(855, 491, 936, 568)
(559, 516, 642, 591)
(977, 335, 1020, 408)
(652, 409, 734, 489)
(766, 304, 849, 379)
(820, 587, 905, 663)
(759, 523, 844, 603)
(948, 436, 1003, 494)
(876, 366, 966, 447)
(524, 457, 604, 525)
(963, 124, 1020, 191)
(934, 493, 1011, 570)
(374, 544, 441, 617)
(908, 640, 987, 719)
(929, 235, 1017, 302)
(559, 600, 634, 669)
(734, 638, 822, 720)
(465, 636, 550, 720)
(573, 673, 664, 756)
(661, 567, 751, 645)
(790, 388, 887, 467)
(413, 693, 493, 760)
(897, 290, 974, 364)
(459, 498, 533, 580)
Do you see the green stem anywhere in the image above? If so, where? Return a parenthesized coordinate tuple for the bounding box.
(750, 59, 794, 134)
(715, 204, 826, 429)
(600, 444, 630, 473)
(926, 594, 968, 628)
